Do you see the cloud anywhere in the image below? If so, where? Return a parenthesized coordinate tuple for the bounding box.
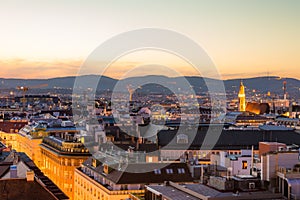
(0, 58, 82, 79)
(1, 58, 298, 81)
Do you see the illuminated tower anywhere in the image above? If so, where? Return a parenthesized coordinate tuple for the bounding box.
(238, 81, 246, 112)
(127, 85, 134, 101)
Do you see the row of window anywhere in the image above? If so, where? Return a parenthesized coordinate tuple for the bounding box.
(0, 135, 15, 140)
(75, 174, 108, 200)
(154, 168, 185, 174)
(41, 149, 84, 166)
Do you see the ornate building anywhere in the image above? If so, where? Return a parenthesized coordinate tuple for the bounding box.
(15, 122, 79, 168)
(0, 119, 28, 150)
(74, 156, 193, 200)
(40, 136, 91, 200)
(238, 81, 246, 112)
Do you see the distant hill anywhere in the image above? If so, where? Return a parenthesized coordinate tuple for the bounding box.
(0, 75, 117, 91)
(0, 75, 299, 98)
(120, 76, 299, 98)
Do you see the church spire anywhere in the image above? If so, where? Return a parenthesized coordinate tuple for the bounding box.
(238, 80, 246, 112)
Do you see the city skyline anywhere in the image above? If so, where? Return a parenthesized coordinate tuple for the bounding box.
(1, 2, 300, 200)
(1, 0, 300, 79)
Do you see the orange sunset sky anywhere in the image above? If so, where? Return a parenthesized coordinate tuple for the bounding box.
(0, 0, 299, 80)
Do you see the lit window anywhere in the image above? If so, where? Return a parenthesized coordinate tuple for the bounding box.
(178, 168, 185, 174)
(148, 157, 153, 163)
(166, 169, 173, 174)
(242, 161, 248, 169)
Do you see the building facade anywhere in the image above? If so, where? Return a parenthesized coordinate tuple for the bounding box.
(0, 119, 28, 150)
(15, 122, 79, 169)
(40, 136, 91, 200)
(74, 157, 193, 200)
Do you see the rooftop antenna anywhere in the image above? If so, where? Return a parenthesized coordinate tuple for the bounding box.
(266, 70, 271, 97)
(283, 79, 287, 100)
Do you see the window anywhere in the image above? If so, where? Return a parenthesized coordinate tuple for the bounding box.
(178, 168, 185, 174)
(166, 169, 173, 174)
(154, 169, 161, 174)
(242, 161, 248, 169)
(176, 134, 188, 144)
(148, 157, 153, 163)
(121, 185, 128, 190)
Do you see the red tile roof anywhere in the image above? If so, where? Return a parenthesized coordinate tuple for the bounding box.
(0, 121, 28, 133)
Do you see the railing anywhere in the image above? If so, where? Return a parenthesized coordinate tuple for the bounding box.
(76, 168, 144, 196)
(42, 137, 89, 153)
(278, 166, 300, 174)
(129, 193, 145, 200)
(290, 193, 300, 200)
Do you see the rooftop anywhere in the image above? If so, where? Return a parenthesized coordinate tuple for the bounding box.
(0, 151, 68, 200)
(158, 128, 300, 150)
(40, 136, 91, 156)
(0, 179, 59, 200)
(80, 157, 193, 185)
(0, 120, 28, 133)
(146, 182, 283, 200)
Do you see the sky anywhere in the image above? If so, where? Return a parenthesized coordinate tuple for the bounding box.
(0, 0, 299, 80)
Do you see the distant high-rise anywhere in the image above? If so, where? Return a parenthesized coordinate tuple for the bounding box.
(238, 81, 246, 112)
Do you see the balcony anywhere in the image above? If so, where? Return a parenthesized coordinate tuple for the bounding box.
(277, 166, 300, 179)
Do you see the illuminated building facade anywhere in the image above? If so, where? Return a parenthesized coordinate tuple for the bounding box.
(0, 131, 17, 150)
(0, 120, 28, 150)
(238, 81, 246, 112)
(15, 122, 79, 169)
(0, 151, 69, 200)
(74, 157, 193, 200)
(40, 136, 91, 200)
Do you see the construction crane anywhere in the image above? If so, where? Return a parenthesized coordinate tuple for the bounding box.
(16, 84, 48, 111)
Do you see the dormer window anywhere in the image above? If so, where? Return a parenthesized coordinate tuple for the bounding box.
(176, 134, 188, 144)
(154, 169, 161, 174)
(178, 168, 185, 174)
(166, 168, 173, 174)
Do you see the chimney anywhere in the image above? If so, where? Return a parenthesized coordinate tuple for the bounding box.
(10, 165, 17, 178)
(164, 181, 170, 186)
(26, 170, 34, 182)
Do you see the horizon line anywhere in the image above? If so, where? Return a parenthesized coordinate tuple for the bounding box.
(0, 74, 297, 81)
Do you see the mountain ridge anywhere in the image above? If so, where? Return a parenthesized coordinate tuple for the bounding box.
(0, 75, 299, 98)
